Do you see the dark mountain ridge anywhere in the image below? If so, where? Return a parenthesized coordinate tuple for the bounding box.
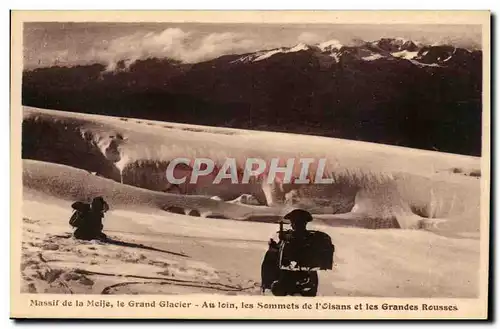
(22, 37, 483, 156)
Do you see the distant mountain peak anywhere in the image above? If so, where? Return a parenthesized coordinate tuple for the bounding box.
(317, 39, 343, 52)
(372, 37, 419, 52)
(232, 42, 313, 63)
(225, 36, 479, 68)
(22, 37, 483, 157)
(289, 42, 310, 52)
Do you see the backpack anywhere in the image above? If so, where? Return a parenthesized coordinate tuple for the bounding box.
(69, 210, 86, 228)
(279, 230, 335, 270)
(69, 201, 91, 228)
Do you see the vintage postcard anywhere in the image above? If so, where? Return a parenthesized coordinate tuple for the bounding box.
(10, 10, 491, 319)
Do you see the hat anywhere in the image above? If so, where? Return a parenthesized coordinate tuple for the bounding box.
(284, 209, 313, 223)
(92, 196, 109, 212)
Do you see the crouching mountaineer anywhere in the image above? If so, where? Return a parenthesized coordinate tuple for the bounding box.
(69, 196, 110, 241)
(261, 209, 335, 296)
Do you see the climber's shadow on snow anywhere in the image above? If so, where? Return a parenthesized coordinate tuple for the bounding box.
(103, 237, 190, 258)
(51, 233, 190, 258)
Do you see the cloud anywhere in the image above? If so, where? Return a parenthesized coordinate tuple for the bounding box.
(296, 32, 323, 45)
(85, 28, 259, 70)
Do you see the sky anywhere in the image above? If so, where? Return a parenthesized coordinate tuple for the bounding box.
(23, 22, 482, 70)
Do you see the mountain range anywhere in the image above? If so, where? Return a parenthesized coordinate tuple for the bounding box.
(22, 37, 483, 156)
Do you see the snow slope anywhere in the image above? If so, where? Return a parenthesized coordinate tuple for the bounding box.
(20, 106, 483, 296)
(22, 106, 481, 228)
(21, 185, 479, 297)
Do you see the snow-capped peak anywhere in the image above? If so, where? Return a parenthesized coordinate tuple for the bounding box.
(318, 39, 343, 52)
(254, 43, 310, 61)
(228, 37, 473, 68)
(241, 43, 312, 62)
(253, 49, 284, 61)
(289, 43, 310, 52)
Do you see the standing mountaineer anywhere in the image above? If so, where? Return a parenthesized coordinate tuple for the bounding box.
(261, 209, 335, 296)
(70, 196, 109, 241)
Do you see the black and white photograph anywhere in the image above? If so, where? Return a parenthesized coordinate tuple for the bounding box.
(10, 10, 491, 319)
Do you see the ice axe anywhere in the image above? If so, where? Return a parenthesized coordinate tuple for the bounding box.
(278, 219, 285, 241)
